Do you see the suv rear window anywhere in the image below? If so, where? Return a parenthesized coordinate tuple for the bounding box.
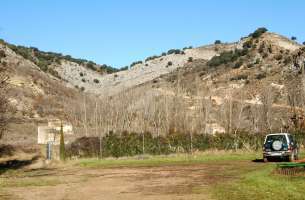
(288, 135, 294, 144)
(265, 135, 287, 144)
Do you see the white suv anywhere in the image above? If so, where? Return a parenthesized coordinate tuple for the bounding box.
(263, 133, 299, 162)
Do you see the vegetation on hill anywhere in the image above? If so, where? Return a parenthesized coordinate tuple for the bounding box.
(207, 48, 248, 67)
(145, 55, 161, 62)
(129, 46, 193, 68)
(183, 46, 193, 50)
(207, 28, 272, 68)
(248, 27, 268, 38)
(214, 40, 222, 44)
(0, 39, 119, 76)
(130, 60, 143, 67)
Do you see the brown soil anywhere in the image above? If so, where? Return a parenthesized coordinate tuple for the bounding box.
(0, 161, 258, 200)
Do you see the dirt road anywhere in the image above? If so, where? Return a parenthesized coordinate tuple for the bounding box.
(0, 161, 258, 200)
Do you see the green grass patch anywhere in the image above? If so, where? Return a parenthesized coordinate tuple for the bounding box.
(213, 164, 305, 200)
(77, 151, 259, 168)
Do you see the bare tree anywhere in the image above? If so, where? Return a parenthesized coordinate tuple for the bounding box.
(287, 77, 305, 131)
(0, 65, 11, 139)
(231, 91, 246, 150)
(260, 86, 275, 132)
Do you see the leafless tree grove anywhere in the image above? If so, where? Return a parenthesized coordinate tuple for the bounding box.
(59, 69, 305, 147)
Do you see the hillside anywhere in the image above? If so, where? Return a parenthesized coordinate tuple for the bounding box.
(0, 41, 101, 145)
(1, 28, 305, 145)
(92, 29, 305, 136)
(124, 30, 305, 134)
(86, 43, 237, 95)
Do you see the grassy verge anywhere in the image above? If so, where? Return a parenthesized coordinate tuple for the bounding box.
(77, 150, 260, 168)
(212, 164, 305, 200)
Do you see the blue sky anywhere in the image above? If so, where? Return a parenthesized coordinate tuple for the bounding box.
(1, 0, 304, 68)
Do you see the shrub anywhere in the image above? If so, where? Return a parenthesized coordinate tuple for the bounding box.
(214, 40, 222, 45)
(284, 56, 292, 65)
(233, 60, 243, 69)
(291, 36, 297, 41)
(0, 50, 6, 59)
(243, 40, 253, 49)
(230, 74, 248, 81)
(274, 54, 283, 60)
(86, 62, 96, 70)
(262, 53, 268, 58)
(256, 73, 266, 80)
(303, 42, 305, 45)
(145, 55, 160, 62)
(249, 27, 268, 38)
(188, 57, 193, 62)
(247, 63, 254, 68)
(167, 61, 173, 66)
(208, 48, 248, 67)
(66, 131, 273, 159)
(167, 49, 182, 55)
(119, 66, 128, 71)
(130, 61, 143, 68)
(80, 87, 85, 91)
(258, 43, 265, 53)
(67, 137, 100, 158)
(81, 78, 86, 83)
(37, 60, 49, 72)
(79, 72, 84, 77)
(268, 46, 273, 54)
(48, 68, 61, 79)
(183, 46, 193, 50)
(100, 64, 118, 74)
(93, 79, 100, 84)
(161, 52, 167, 56)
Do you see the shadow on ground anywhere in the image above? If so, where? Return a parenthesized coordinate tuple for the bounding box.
(0, 156, 39, 174)
(252, 157, 288, 163)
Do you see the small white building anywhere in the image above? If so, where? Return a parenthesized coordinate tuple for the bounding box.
(37, 120, 73, 145)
